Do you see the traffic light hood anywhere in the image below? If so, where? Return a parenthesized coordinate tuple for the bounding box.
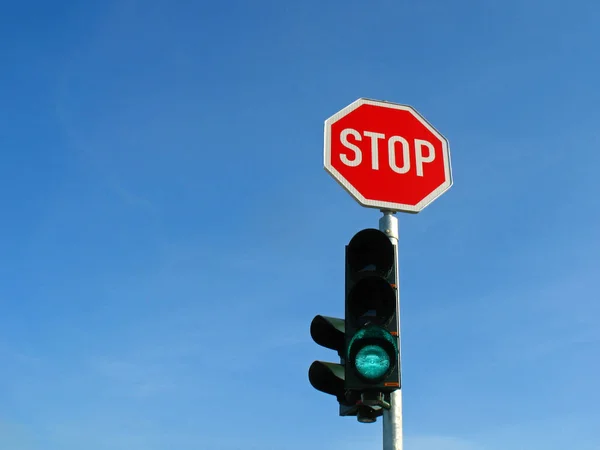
(347, 276, 396, 327)
(310, 315, 345, 355)
(308, 361, 346, 403)
(347, 229, 394, 277)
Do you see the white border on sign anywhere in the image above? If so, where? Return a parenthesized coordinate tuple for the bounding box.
(323, 98, 453, 214)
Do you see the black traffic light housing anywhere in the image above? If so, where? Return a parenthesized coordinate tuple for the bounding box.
(344, 229, 400, 395)
(308, 227, 399, 422)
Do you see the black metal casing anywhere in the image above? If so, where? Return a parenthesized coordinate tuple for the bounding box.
(344, 229, 401, 393)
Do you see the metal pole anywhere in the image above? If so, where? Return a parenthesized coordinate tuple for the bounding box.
(379, 210, 403, 450)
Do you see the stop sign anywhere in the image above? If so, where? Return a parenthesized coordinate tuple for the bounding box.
(324, 98, 452, 213)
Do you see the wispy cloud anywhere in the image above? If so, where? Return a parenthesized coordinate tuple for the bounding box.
(53, 101, 157, 214)
(0, 420, 36, 450)
(406, 436, 485, 450)
(0, 340, 42, 367)
(87, 356, 176, 397)
(331, 435, 484, 450)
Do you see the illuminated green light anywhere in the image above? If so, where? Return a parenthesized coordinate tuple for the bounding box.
(348, 325, 397, 382)
(355, 345, 390, 379)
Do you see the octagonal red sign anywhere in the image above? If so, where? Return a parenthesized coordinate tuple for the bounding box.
(324, 98, 452, 213)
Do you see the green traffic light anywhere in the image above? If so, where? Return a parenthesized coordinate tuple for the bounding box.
(355, 344, 391, 380)
(348, 325, 397, 382)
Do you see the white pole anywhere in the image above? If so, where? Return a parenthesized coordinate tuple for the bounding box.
(379, 210, 403, 450)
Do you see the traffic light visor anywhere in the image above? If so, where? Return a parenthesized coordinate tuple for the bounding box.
(308, 361, 346, 403)
(347, 229, 394, 276)
(347, 276, 396, 326)
(310, 315, 345, 353)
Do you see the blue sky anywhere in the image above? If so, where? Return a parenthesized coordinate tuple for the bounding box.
(1, 0, 599, 449)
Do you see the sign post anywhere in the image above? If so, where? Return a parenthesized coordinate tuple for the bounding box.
(321, 98, 453, 450)
(379, 210, 402, 450)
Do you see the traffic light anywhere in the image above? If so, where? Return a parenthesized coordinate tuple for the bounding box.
(344, 229, 400, 403)
(308, 227, 400, 422)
